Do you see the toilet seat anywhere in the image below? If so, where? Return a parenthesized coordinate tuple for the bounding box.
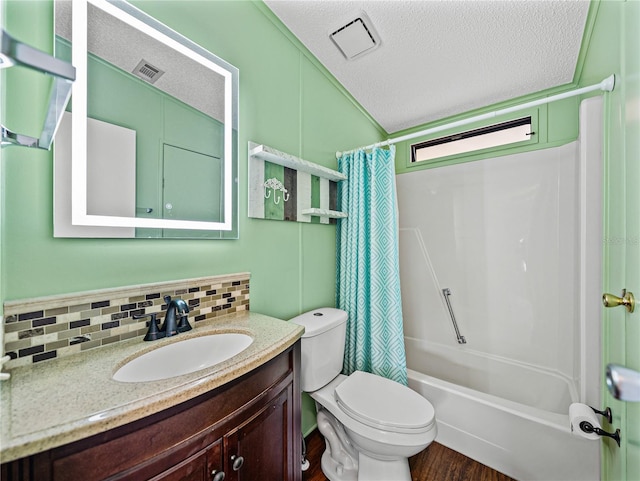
(335, 371, 435, 434)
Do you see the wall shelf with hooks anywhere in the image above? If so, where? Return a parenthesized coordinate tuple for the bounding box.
(249, 143, 347, 182)
(248, 142, 348, 224)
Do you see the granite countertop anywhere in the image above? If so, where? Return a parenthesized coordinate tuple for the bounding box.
(0, 311, 304, 463)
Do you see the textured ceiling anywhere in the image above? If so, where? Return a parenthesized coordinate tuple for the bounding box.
(264, 0, 591, 134)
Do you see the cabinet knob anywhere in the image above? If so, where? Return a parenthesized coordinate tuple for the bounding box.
(211, 470, 225, 481)
(231, 454, 244, 471)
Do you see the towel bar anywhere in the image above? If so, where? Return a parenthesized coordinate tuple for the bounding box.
(1, 29, 75, 150)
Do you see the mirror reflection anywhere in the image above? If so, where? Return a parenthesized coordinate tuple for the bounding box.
(53, 0, 238, 238)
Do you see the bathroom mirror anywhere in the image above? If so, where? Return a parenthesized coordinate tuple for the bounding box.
(53, 0, 238, 238)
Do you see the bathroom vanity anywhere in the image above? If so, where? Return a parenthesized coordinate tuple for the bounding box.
(0, 312, 303, 481)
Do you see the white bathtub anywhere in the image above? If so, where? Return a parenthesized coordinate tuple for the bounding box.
(406, 339, 599, 481)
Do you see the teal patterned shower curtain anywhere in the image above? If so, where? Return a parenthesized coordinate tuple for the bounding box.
(337, 146, 407, 385)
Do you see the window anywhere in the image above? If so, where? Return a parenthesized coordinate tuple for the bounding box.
(410, 117, 533, 164)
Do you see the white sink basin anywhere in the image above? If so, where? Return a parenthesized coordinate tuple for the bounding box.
(113, 333, 253, 383)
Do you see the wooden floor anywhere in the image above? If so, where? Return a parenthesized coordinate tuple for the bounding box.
(302, 429, 516, 481)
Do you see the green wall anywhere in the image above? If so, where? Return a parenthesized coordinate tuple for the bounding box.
(1, 0, 383, 308)
(1, 0, 384, 435)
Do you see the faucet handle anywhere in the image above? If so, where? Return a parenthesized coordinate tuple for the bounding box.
(134, 313, 165, 341)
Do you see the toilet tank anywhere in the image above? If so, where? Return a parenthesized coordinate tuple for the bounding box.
(289, 308, 348, 392)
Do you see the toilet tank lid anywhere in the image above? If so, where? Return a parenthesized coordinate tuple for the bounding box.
(289, 308, 348, 338)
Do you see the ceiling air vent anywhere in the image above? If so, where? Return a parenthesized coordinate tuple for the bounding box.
(132, 59, 164, 84)
(330, 12, 380, 61)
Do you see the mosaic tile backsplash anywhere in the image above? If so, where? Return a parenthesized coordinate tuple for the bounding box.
(2, 273, 250, 370)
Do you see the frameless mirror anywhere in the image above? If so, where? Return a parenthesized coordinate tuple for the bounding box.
(53, 0, 238, 238)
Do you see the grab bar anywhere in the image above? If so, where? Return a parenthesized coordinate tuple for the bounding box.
(442, 288, 466, 344)
(0, 29, 75, 150)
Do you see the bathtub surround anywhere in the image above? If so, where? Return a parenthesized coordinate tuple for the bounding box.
(397, 97, 603, 481)
(337, 146, 407, 385)
(2, 273, 250, 370)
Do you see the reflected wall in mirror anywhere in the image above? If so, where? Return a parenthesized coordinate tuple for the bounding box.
(53, 0, 239, 238)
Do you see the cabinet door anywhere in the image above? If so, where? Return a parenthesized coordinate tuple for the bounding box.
(206, 439, 225, 481)
(148, 450, 208, 481)
(224, 385, 294, 481)
(148, 439, 222, 481)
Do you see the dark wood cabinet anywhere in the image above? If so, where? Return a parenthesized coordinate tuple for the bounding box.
(1, 342, 301, 481)
(225, 382, 294, 481)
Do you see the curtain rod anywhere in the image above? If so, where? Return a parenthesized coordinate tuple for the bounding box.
(336, 74, 615, 158)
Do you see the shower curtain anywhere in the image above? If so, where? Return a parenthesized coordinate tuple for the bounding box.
(336, 146, 407, 385)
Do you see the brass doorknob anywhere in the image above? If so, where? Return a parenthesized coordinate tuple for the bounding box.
(602, 289, 635, 313)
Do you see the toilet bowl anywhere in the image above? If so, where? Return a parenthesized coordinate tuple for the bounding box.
(291, 308, 437, 481)
(311, 372, 437, 481)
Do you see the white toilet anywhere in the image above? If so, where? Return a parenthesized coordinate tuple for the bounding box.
(291, 308, 437, 481)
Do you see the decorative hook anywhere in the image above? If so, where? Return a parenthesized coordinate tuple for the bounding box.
(263, 178, 289, 203)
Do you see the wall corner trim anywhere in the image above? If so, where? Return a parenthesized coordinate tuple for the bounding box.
(573, 0, 601, 85)
(251, 0, 387, 139)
